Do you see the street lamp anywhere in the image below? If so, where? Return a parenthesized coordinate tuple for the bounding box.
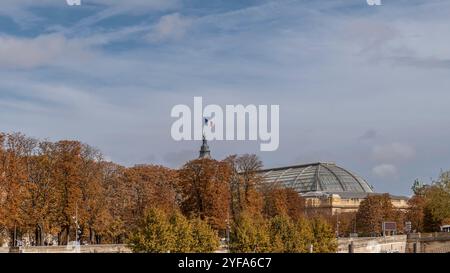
(72, 203, 80, 246)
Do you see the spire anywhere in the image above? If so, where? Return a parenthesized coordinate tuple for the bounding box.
(199, 134, 211, 159)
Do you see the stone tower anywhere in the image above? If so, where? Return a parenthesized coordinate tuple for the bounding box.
(199, 135, 211, 159)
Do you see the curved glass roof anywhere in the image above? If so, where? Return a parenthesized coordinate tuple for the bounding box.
(260, 162, 374, 194)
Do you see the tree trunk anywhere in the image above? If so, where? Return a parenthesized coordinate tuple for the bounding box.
(35, 224, 44, 246)
(89, 227, 95, 244)
(9, 229, 16, 247)
(59, 225, 70, 245)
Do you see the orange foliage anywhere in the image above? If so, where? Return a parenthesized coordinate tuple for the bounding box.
(178, 158, 231, 230)
(263, 187, 305, 221)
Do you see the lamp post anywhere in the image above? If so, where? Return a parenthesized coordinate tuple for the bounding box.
(72, 202, 80, 245)
(225, 213, 231, 252)
(226, 221, 230, 248)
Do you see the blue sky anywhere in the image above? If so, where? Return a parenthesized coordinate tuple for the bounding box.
(1, 0, 450, 195)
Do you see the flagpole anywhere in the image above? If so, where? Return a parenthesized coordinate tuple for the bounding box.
(203, 117, 207, 139)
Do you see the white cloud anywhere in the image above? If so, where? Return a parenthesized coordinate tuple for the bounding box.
(372, 142, 416, 163)
(0, 0, 180, 25)
(1, 0, 450, 196)
(147, 13, 193, 42)
(372, 164, 398, 178)
(0, 34, 93, 69)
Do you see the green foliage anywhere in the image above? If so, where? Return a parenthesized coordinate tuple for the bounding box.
(311, 217, 337, 253)
(411, 179, 425, 196)
(295, 217, 314, 252)
(269, 214, 297, 252)
(269, 214, 316, 253)
(190, 217, 220, 253)
(230, 212, 271, 253)
(408, 173, 450, 232)
(169, 211, 194, 252)
(129, 208, 174, 253)
(438, 171, 450, 189)
(230, 211, 334, 253)
(129, 208, 219, 253)
(423, 186, 450, 231)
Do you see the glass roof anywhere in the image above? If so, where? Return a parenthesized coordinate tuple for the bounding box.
(260, 162, 374, 194)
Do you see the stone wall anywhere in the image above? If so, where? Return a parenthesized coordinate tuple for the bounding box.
(0, 244, 132, 253)
(2, 234, 449, 253)
(338, 233, 450, 253)
(406, 232, 450, 253)
(338, 235, 407, 253)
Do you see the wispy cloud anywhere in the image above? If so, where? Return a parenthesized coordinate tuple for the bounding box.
(0, 0, 180, 26)
(1, 0, 450, 195)
(372, 143, 416, 163)
(373, 164, 398, 178)
(147, 13, 193, 42)
(0, 33, 96, 69)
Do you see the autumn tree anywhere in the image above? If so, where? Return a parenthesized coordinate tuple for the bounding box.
(263, 187, 304, 221)
(51, 141, 84, 245)
(178, 158, 231, 230)
(311, 217, 337, 253)
(0, 132, 184, 246)
(269, 214, 305, 253)
(129, 208, 174, 253)
(296, 217, 314, 252)
(226, 154, 264, 223)
(231, 212, 318, 253)
(229, 211, 271, 253)
(406, 175, 450, 232)
(23, 141, 60, 246)
(169, 211, 194, 252)
(355, 194, 401, 236)
(189, 217, 220, 253)
(130, 208, 219, 253)
(334, 212, 357, 237)
(0, 133, 35, 246)
(122, 164, 179, 233)
(100, 162, 129, 243)
(406, 195, 425, 232)
(425, 172, 450, 230)
(422, 186, 450, 231)
(76, 144, 113, 244)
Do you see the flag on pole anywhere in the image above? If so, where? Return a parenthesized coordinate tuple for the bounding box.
(204, 118, 214, 129)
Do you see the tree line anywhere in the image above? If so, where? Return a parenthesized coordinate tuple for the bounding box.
(329, 175, 450, 237)
(407, 174, 450, 232)
(0, 132, 336, 252)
